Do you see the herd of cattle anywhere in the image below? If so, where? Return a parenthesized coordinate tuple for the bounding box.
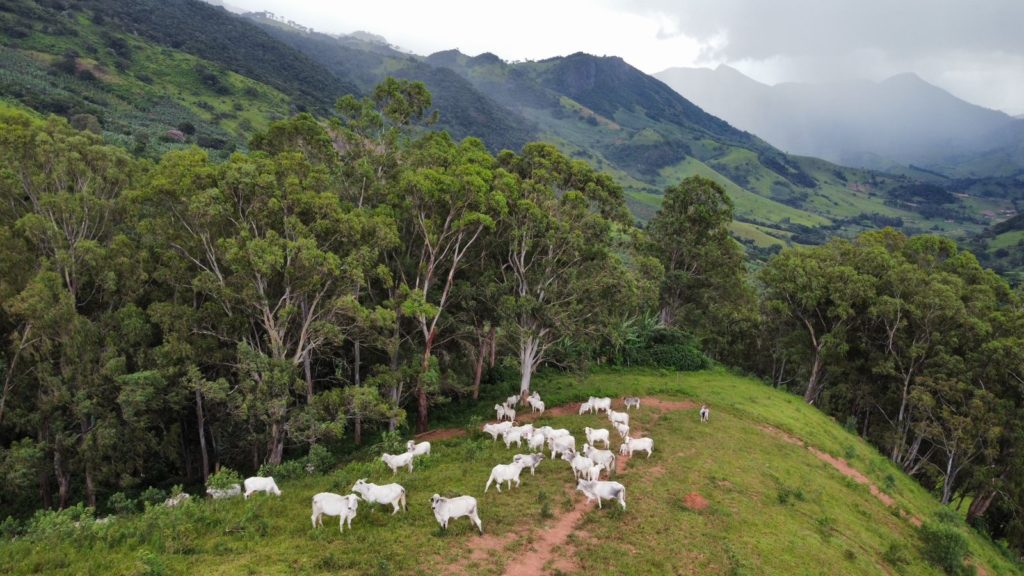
(199, 392, 711, 534)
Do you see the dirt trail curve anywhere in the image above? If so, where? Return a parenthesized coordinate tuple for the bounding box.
(758, 424, 921, 527)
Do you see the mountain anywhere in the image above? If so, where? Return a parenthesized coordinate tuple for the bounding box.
(655, 66, 1023, 177)
(244, 13, 538, 154)
(1, 0, 1017, 257)
(0, 0, 359, 158)
(1, 369, 1018, 575)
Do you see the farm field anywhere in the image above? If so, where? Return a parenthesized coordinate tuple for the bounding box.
(1, 369, 1016, 576)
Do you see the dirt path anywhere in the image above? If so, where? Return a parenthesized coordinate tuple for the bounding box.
(758, 424, 921, 526)
(422, 396, 697, 575)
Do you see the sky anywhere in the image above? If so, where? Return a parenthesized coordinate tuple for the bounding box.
(221, 0, 1024, 115)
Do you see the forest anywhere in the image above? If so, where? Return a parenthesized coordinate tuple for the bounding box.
(1, 78, 1023, 556)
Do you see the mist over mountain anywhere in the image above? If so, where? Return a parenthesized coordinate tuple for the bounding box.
(656, 65, 1024, 176)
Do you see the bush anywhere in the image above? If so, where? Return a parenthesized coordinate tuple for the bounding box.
(257, 459, 305, 481)
(919, 522, 970, 575)
(107, 491, 138, 515)
(206, 467, 242, 490)
(139, 486, 168, 508)
(0, 515, 24, 539)
(620, 328, 710, 371)
(883, 541, 911, 568)
(305, 444, 335, 475)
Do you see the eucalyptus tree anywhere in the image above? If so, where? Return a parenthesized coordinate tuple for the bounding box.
(494, 143, 632, 398)
(140, 117, 397, 464)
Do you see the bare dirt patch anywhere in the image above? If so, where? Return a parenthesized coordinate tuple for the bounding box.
(503, 497, 594, 576)
(639, 398, 698, 412)
(415, 427, 466, 442)
(682, 492, 709, 511)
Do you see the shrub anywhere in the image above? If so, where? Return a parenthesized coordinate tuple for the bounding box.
(206, 467, 242, 490)
(257, 459, 305, 481)
(883, 542, 911, 568)
(0, 515, 24, 539)
(107, 491, 138, 515)
(139, 486, 168, 508)
(305, 444, 335, 475)
(919, 522, 969, 575)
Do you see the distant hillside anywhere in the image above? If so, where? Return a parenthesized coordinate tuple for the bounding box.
(656, 65, 1024, 177)
(245, 14, 538, 154)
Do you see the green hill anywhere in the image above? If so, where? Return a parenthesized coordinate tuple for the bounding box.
(2, 369, 1016, 575)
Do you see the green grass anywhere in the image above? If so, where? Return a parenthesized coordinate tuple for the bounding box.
(2, 368, 1018, 575)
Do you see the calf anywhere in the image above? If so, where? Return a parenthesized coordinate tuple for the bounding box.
(311, 492, 360, 532)
(562, 449, 595, 480)
(431, 494, 483, 534)
(351, 479, 406, 514)
(614, 422, 630, 441)
(700, 404, 710, 423)
(526, 430, 547, 451)
(586, 463, 605, 481)
(528, 397, 545, 414)
(243, 476, 281, 499)
(502, 428, 523, 449)
(576, 479, 626, 510)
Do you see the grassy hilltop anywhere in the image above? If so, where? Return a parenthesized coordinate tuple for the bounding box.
(1, 369, 1017, 575)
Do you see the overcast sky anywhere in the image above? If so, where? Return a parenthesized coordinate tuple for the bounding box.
(223, 0, 1024, 115)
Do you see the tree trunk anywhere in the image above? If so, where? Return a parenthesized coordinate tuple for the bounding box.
(487, 325, 497, 368)
(80, 418, 96, 508)
(519, 336, 539, 396)
(353, 340, 361, 386)
(803, 349, 826, 404)
(304, 351, 314, 404)
(941, 452, 957, 505)
(471, 330, 488, 401)
(54, 451, 70, 509)
(966, 488, 998, 524)
(38, 424, 52, 509)
(354, 416, 362, 445)
(388, 320, 401, 432)
(268, 421, 286, 465)
(659, 305, 674, 328)
(417, 344, 432, 434)
(195, 388, 210, 483)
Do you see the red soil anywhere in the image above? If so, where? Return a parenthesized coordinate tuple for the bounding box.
(682, 492, 709, 511)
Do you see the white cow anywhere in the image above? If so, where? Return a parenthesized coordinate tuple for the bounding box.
(243, 476, 281, 499)
(502, 428, 523, 449)
(607, 409, 629, 427)
(614, 422, 630, 441)
(484, 461, 526, 493)
(407, 440, 431, 457)
(512, 453, 546, 475)
(624, 397, 641, 411)
(578, 399, 594, 415)
(431, 494, 483, 533)
(528, 397, 545, 414)
(562, 450, 595, 480)
(351, 479, 406, 514)
(620, 436, 654, 458)
(548, 434, 577, 460)
(584, 427, 611, 448)
(526, 430, 547, 451)
(586, 463, 606, 481)
(381, 452, 415, 475)
(206, 484, 241, 499)
(311, 492, 360, 532)
(537, 426, 570, 440)
(506, 395, 520, 408)
(494, 404, 512, 421)
(590, 397, 612, 414)
(482, 421, 514, 441)
(700, 404, 710, 423)
(583, 443, 616, 472)
(576, 479, 626, 510)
